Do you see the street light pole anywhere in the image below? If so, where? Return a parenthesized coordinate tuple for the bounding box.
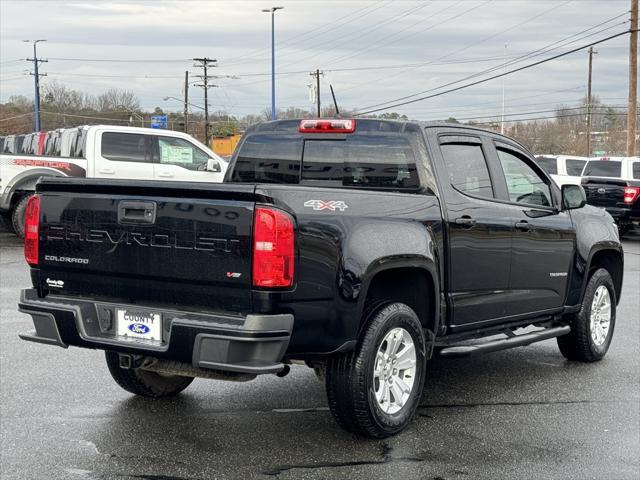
(262, 7, 283, 121)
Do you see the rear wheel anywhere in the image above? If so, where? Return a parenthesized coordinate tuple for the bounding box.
(557, 268, 616, 362)
(11, 194, 33, 238)
(325, 302, 427, 438)
(105, 351, 194, 398)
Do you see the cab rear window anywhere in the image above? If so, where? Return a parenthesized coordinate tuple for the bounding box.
(582, 161, 621, 178)
(231, 133, 420, 190)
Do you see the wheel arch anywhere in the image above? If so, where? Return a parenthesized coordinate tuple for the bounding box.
(358, 257, 441, 336)
(583, 246, 623, 305)
(2, 169, 64, 211)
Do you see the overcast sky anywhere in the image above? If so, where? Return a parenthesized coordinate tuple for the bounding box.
(0, 0, 634, 122)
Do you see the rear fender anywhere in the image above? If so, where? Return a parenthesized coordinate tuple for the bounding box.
(339, 221, 440, 335)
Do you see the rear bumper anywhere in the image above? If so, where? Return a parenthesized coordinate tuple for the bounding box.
(18, 289, 293, 375)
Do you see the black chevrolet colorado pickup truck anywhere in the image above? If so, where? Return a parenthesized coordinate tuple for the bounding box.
(19, 119, 623, 438)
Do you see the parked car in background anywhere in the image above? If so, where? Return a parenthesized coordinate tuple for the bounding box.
(5, 134, 26, 154)
(44, 129, 65, 156)
(581, 156, 640, 236)
(0, 125, 227, 237)
(535, 155, 588, 186)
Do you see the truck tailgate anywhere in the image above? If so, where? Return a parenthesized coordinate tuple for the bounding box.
(582, 177, 628, 208)
(35, 179, 256, 313)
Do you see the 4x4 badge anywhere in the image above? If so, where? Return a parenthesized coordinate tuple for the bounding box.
(304, 200, 349, 212)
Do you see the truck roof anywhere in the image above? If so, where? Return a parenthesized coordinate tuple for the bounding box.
(245, 118, 533, 155)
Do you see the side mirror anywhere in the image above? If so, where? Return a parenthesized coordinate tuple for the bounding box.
(206, 158, 222, 173)
(562, 184, 587, 210)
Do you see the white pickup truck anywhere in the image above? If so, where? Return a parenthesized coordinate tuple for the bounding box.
(534, 155, 588, 187)
(0, 125, 227, 236)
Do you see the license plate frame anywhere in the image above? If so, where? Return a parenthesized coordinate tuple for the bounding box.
(116, 309, 163, 343)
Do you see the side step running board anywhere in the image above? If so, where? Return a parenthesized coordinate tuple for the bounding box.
(438, 326, 570, 358)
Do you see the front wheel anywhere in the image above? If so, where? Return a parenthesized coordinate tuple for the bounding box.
(557, 268, 616, 362)
(105, 351, 194, 398)
(325, 302, 427, 438)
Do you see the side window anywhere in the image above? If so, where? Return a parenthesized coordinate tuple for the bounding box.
(440, 142, 494, 198)
(534, 157, 558, 175)
(566, 159, 586, 176)
(101, 132, 149, 163)
(632, 162, 640, 180)
(155, 136, 209, 171)
(497, 148, 552, 207)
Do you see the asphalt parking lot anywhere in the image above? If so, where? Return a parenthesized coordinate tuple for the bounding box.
(1, 224, 638, 480)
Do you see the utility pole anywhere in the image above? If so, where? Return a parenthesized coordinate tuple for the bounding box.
(183, 70, 189, 134)
(193, 57, 217, 146)
(24, 39, 47, 132)
(310, 70, 324, 117)
(628, 0, 638, 156)
(500, 43, 507, 135)
(586, 47, 597, 157)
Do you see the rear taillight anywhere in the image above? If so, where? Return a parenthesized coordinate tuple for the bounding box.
(252, 207, 295, 288)
(24, 195, 40, 266)
(623, 186, 640, 205)
(299, 119, 355, 133)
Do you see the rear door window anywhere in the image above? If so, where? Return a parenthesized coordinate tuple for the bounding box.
(440, 142, 494, 198)
(632, 162, 640, 180)
(565, 159, 586, 176)
(101, 132, 151, 163)
(535, 157, 558, 175)
(582, 161, 622, 177)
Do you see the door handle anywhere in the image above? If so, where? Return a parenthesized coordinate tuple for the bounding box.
(515, 220, 531, 231)
(98, 168, 115, 174)
(157, 172, 174, 178)
(454, 216, 476, 228)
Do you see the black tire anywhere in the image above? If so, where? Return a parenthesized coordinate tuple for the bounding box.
(557, 268, 616, 362)
(105, 351, 194, 398)
(11, 194, 33, 239)
(325, 302, 427, 438)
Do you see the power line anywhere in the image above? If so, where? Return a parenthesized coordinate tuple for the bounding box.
(46, 57, 191, 63)
(355, 29, 634, 116)
(354, 10, 629, 109)
(220, 0, 394, 67)
(469, 111, 634, 125)
(341, 8, 628, 98)
(45, 71, 185, 79)
(277, 1, 434, 71)
(321, 0, 485, 68)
